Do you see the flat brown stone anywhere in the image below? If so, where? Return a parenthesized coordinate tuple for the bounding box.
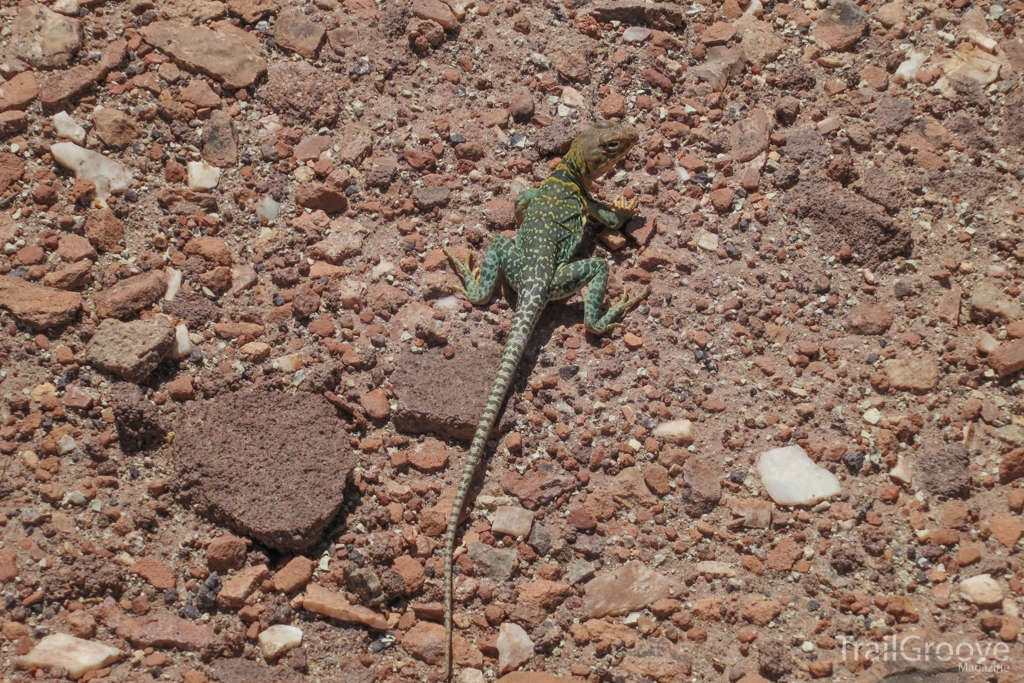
(0, 275, 81, 330)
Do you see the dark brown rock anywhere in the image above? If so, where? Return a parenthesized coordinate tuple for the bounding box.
(259, 60, 339, 127)
(173, 391, 356, 552)
(589, 1, 685, 29)
(392, 345, 516, 439)
(273, 8, 326, 59)
(917, 445, 971, 499)
(201, 109, 237, 167)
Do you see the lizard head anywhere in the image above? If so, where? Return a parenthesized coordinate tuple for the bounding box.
(565, 121, 639, 182)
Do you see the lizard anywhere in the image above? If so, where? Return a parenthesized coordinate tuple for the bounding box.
(440, 121, 649, 680)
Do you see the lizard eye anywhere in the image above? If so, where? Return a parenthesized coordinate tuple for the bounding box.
(606, 141, 620, 150)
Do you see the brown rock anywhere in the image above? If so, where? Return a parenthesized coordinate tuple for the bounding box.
(38, 64, 98, 113)
(295, 182, 347, 214)
(92, 107, 140, 149)
(165, 375, 194, 401)
(275, 556, 314, 593)
(517, 579, 571, 611)
(884, 356, 940, 393)
(84, 318, 176, 383)
(710, 187, 735, 212)
(509, 92, 535, 122)
(0, 275, 81, 330)
(729, 109, 771, 162)
(1001, 448, 1024, 484)
(130, 557, 177, 590)
(85, 209, 125, 253)
(502, 469, 576, 510)
(140, 21, 267, 90)
(643, 464, 672, 496)
(584, 561, 685, 618)
(338, 123, 373, 165)
(227, 0, 277, 23)
(11, 4, 83, 69)
(116, 615, 214, 651)
(741, 596, 782, 626)
(201, 109, 237, 167)
(173, 391, 356, 552)
(846, 303, 893, 335)
(207, 534, 247, 572)
(183, 236, 232, 266)
(274, 8, 326, 59)
(702, 21, 736, 44)
(0, 71, 39, 112)
(93, 270, 166, 320)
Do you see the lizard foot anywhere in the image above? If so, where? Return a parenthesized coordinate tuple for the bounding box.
(612, 194, 640, 217)
(584, 286, 651, 335)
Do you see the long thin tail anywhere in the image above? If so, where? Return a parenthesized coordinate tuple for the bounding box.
(443, 295, 545, 679)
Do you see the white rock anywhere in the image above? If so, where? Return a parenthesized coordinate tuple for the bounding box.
(256, 195, 280, 222)
(892, 51, 927, 85)
(743, 0, 763, 15)
(889, 456, 912, 484)
(58, 434, 76, 455)
(497, 622, 534, 674)
(560, 86, 584, 107)
(696, 230, 719, 251)
(653, 419, 694, 444)
(862, 407, 881, 425)
(491, 506, 535, 538)
(170, 324, 192, 360)
(258, 624, 302, 659)
(52, 111, 86, 145)
(273, 353, 304, 373)
(756, 445, 841, 506)
(187, 161, 220, 191)
(977, 333, 1000, 355)
(458, 669, 486, 683)
(163, 267, 182, 301)
(50, 142, 132, 200)
(14, 633, 122, 679)
(51, 0, 80, 15)
(960, 574, 1003, 606)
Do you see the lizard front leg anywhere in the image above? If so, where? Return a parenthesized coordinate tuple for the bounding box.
(589, 194, 639, 231)
(443, 235, 522, 305)
(549, 258, 650, 334)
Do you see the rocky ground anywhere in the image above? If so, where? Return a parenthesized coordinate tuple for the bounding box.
(2, 0, 1024, 681)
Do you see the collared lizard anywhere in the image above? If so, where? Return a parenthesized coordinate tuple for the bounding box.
(441, 121, 649, 679)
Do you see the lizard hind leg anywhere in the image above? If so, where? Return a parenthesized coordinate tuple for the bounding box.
(443, 235, 519, 305)
(549, 258, 650, 334)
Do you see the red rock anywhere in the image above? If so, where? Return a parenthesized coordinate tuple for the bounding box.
(393, 555, 426, 594)
(360, 388, 390, 421)
(57, 234, 98, 262)
(178, 79, 221, 108)
(405, 147, 437, 170)
(812, 0, 867, 51)
(567, 507, 597, 531)
(845, 303, 893, 335)
(741, 596, 782, 626)
(213, 322, 265, 339)
(409, 438, 448, 471)
(301, 583, 388, 629)
(702, 21, 736, 45)
(0, 110, 27, 139)
(183, 236, 232, 265)
(410, 0, 459, 30)
(85, 209, 125, 253)
(165, 376, 194, 401)
(710, 187, 735, 212)
(643, 464, 672, 496)
(0, 275, 81, 330)
(217, 564, 269, 609)
(139, 21, 267, 90)
(989, 339, 1024, 377)
(206, 534, 247, 572)
(274, 556, 313, 593)
(0, 152, 25, 193)
(294, 181, 347, 213)
(116, 615, 215, 651)
(402, 620, 446, 663)
(15, 245, 44, 265)
(0, 70, 39, 112)
(482, 198, 516, 230)
(0, 547, 18, 582)
(130, 557, 177, 590)
(39, 64, 100, 113)
(992, 515, 1022, 547)
(1001, 448, 1024, 484)
(502, 469, 576, 509)
(598, 92, 626, 119)
(517, 580, 571, 611)
(93, 271, 166, 319)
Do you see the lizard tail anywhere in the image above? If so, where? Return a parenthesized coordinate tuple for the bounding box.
(443, 296, 545, 680)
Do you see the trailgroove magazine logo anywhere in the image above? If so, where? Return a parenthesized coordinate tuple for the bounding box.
(839, 635, 1012, 673)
